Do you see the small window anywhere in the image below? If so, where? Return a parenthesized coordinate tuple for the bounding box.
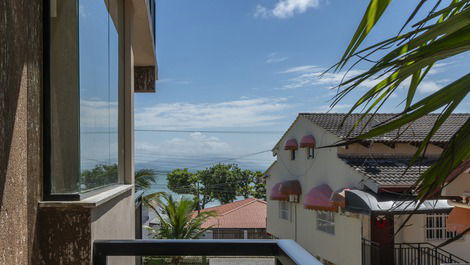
(307, 147, 314, 159)
(279, 201, 289, 220)
(425, 213, 457, 241)
(317, 211, 335, 234)
(290, 150, 296, 160)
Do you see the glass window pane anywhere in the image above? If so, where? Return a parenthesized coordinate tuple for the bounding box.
(49, 0, 121, 194)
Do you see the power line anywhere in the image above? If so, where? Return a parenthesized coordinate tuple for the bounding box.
(135, 129, 283, 134)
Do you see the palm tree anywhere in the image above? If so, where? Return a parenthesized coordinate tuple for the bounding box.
(330, 0, 469, 201)
(144, 193, 215, 265)
(135, 169, 157, 191)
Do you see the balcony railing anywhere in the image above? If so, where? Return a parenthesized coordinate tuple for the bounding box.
(93, 239, 322, 265)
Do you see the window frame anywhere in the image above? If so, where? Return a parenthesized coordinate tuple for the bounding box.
(43, 0, 125, 201)
(279, 201, 290, 221)
(424, 213, 457, 241)
(316, 211, 335, 235)
(307, 147, 314, 159)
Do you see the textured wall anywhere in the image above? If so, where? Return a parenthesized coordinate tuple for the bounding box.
(0, 0, 42, 264)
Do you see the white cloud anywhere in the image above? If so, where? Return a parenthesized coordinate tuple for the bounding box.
(312, 104, 352, 113)
(418, 81, 442, 93)
(255, 0, 321, 19)
(80, 99, 118, 129)
(428, 62, 453, 75)
(265, 52, 288, 64)
(136, 132, 232, 159)
(134, 97, 292, 129)
(279, 65, 320, 73)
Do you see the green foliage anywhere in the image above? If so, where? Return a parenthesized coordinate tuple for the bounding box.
(80, 164, 118, 190)
(80, 164, 157, 192)
(144, 193, 214, 265)
(332, 0, 470, 201)
(145, 193, 215, 239)
(166, 164, 266, 208)
(135, 168, 157, 191)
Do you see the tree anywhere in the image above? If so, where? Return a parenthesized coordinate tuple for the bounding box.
(135, 168, 157, 191)
(331, 0, 469, 202)
(166, 164, 267, 208)
(144, 193, 214, 265)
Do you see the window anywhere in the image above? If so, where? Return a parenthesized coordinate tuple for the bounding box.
(279, 201, 290, 220)
(425, 213, 457, 241)
(317, 211, 335, 234)
(291, 150, 296, 160)
(307, 147, 314, 159)
(47, 0, 123, 197)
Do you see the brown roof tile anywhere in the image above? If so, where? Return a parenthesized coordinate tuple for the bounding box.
(196, 198, 267, 229)
(340, 156, 437, 187)
(299, 113, 469, 143)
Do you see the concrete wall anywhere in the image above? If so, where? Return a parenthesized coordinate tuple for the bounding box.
(0, 1, 42, 264)
(394, 214, 470, 261)
(92, 191, 136, 265)
(267, 117, 365, 265)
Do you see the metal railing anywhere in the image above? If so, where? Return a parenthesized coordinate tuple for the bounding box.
(93, 239, 322, 265)
(394, 242, 468, 265)
(362, 239, 380, 265)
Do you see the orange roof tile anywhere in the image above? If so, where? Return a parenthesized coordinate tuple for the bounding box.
(194, 198, 267, 229)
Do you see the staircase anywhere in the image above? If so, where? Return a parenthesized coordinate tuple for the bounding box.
(362, 239, 468, 265)
(394, 242, 468, 265)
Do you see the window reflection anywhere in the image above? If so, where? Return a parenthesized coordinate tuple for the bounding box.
(49, 0, 122, 193)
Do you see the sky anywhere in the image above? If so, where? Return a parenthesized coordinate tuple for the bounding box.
(134, 0, 470, 172)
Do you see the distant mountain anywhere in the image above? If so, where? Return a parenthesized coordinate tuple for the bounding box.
(136, 157, 270, 172)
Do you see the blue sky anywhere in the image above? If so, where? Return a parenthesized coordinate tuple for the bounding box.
(134, 0, 470, 171)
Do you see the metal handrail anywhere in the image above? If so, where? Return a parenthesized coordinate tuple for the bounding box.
(394, 242, 468, 263)
(93, 239, 322, 265)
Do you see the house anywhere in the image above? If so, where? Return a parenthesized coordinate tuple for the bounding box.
(196, 198, 269, 239)
(1, 0, 157, 264)
(440, 160, 470, 237)
(265, 113, 470, 265)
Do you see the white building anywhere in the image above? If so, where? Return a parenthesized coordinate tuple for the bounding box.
(265, 113, 470, 265)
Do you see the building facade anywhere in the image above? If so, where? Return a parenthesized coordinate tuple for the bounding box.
(265, 113, 470, 265)
(0, 0, 157, 264)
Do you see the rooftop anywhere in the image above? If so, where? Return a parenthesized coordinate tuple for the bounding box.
(196, 198, 267, 229)
(299, 113, 469, 144)
(339, 155, 437, 187)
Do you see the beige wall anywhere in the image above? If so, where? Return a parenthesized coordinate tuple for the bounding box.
(92, 191, 136, 265)
(442, 172, 470, 197)
(267, 117, 366, 265)
(394, 214, 470, 261)
(338, 142, 443, 157)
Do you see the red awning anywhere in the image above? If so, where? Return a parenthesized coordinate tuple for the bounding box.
(279, 180, 301, 196)
(300, 135, 316, 148)
(270, 183, 289, 201)
(447, 207, 470, 234)
(284, 139, 298, 150)
(304, 184, 337, 212)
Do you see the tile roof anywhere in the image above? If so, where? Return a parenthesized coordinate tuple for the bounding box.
(299, 113, 469, 143)
(196, 198, 267, 229)
(339, 156, 438, 187)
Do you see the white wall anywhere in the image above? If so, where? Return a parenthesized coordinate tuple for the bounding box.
(267, 117, 366, 265)
(394, 214, 470, 261)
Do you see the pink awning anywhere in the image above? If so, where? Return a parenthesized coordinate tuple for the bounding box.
(284, 139, 298, 150)
(270, 183, 289, 201)
(279, 180, 302, 196)
(447, 207, 470, 234)
(304, 184, 337, 212)
(300, 135, 316, 148)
